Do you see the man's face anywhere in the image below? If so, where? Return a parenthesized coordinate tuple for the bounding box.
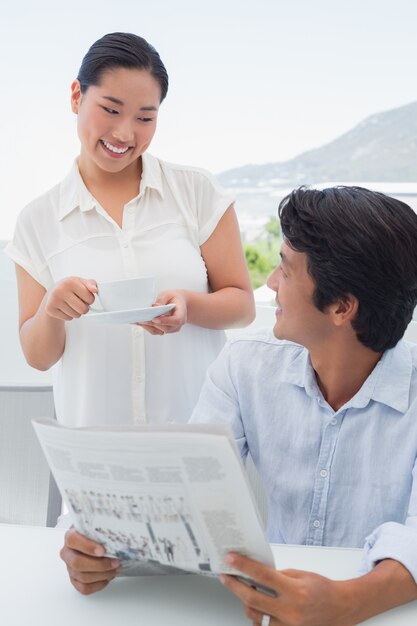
(267, 241, 332, 348)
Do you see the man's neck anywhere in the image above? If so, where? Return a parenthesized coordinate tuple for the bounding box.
(309, 337, 383, 412)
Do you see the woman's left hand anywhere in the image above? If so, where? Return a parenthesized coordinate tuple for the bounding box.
(137, 290, 187, 335)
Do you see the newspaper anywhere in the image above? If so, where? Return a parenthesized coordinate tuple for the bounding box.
(33, 419, 274, 579)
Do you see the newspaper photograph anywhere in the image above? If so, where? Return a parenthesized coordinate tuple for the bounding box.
(33, 419, 274, 579)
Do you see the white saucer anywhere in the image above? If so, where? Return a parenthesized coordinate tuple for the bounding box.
(85, 304, 175, 324)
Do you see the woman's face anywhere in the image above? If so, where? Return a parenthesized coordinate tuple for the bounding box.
(71, 67, 161, 176)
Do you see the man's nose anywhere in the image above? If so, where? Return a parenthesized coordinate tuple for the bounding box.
(267, 267, 279, 292)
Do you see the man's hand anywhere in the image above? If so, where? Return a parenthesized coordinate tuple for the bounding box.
(220, 553, 353, 626)
(60, 528, 121, 595)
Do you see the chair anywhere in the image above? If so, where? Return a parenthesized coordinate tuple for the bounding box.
(0, 385, 62, 526)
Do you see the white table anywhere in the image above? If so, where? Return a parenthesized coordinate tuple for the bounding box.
(1, 525, 417, 625)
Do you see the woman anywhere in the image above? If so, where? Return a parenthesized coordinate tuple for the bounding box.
(5, 32, 254, 427)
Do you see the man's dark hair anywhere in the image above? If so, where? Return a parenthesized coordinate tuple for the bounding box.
(77, 32, 169, 102)
(278, 186, 417, 352)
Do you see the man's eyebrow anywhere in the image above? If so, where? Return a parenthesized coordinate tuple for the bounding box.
(280, 251, 291, 268)
(102, 96, 158, 111)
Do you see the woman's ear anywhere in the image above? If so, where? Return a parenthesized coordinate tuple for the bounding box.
(330, 294, 359, 327)
(70, 80, 82, 114)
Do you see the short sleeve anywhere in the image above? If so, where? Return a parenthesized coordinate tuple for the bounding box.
(193, 170, 235, 246)
(4, 206, 53, 289)
(190, 342, 249, 458)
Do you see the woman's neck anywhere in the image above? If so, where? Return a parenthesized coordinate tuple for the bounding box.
(77, 154, 143, 227)
(78, 153, 142, 191)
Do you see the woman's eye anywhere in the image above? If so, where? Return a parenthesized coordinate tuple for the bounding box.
(102, 106, 118, 114)
(138, 117, 153, 123)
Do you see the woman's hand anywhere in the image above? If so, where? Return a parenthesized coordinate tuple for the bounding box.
(60, 528, 121, 595)
(44, 277, 98, 321)
(16, 266, 99, 370)
(139, 206, 255, 335)
(137, 290, 187, 335)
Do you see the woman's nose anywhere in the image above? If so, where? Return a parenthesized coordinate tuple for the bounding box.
(112, 119, 134, 143)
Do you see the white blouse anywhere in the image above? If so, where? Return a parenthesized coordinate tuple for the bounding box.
(5, 153, 233, 427)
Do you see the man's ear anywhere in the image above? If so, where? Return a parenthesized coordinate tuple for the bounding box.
(70, 79, 82, 114)
(330, 294, 359, 327)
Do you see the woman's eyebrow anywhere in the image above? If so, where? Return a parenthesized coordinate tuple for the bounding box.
(102, 95, 158, 111)
(102, 95, 124, 106)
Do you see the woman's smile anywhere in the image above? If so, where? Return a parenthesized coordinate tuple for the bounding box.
(100, 139, 132, 158)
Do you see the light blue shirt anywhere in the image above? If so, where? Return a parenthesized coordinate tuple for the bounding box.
(190, 329, 417, 581)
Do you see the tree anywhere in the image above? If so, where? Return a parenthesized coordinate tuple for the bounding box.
(243, 217, 281, 289)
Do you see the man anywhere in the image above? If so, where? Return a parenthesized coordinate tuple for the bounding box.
(189, 186, 417, 625)
(61, 186, 417, 625)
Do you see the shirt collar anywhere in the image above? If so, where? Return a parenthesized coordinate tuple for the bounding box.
(279, 343, 317, 392)
(356, 339, 413, 413)
(140, 152, 164, 199)
(58, 159, 95, 220)
(58, 152, 164, 221)
(281, 339, 413, 414)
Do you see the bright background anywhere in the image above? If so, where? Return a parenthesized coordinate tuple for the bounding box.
(1, 0, 417, 237)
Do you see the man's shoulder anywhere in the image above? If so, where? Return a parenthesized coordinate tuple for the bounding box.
(404, 338, 417, 373)
(226, 328, 306, 367)
(389, 338, 417, 370)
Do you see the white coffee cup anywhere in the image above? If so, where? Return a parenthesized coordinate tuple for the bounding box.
(89, 276, 156, 312)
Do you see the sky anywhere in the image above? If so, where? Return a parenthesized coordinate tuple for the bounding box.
(1, 0, 416, 238)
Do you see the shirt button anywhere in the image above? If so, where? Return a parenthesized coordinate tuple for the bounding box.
(320, 469, 328, 478)
(313, 520, 321, 528)
(330, 418, 337, 425)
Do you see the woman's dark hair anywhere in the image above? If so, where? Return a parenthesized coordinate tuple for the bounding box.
(77, 32, 169, 102)
(278, 186, 417, 352)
